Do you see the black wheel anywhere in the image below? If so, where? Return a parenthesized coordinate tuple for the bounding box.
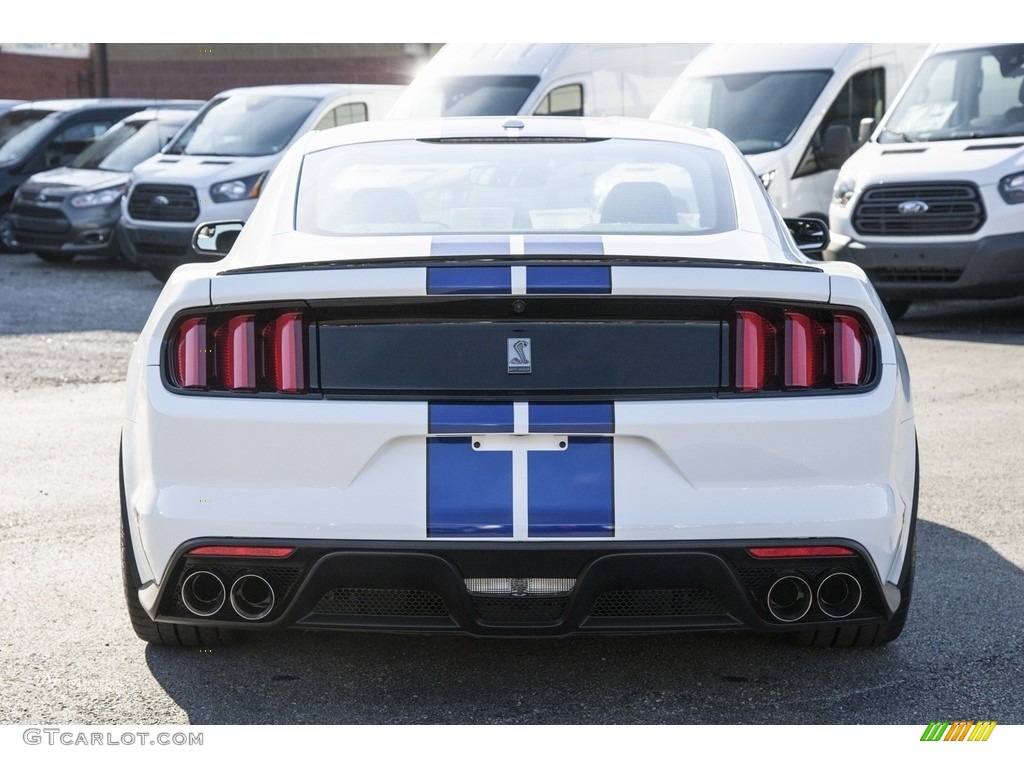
(793, 436, 918, 648)
(120, 444, 241, 646)
(35, 252, 77, 264)
(882, 299, 911, 321)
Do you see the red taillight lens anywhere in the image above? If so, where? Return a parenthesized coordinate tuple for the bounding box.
(264, 311, 306, 394)
(734, 310, 776, 392)
(174, 317, 208, 389)
(215, 313, 256, 391)
(169, 309, 310, 394)
(747, 546, 856, 558)
(188, 546, 295, 558)
(784, 312, 824, 388)
(733, 308, 871, 392)
(833, 314, 866, 387)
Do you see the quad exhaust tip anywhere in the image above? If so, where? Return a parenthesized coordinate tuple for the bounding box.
(816, 572, 862, 619)
(766, 575, 813, 622)
(181, 570, 226, 617)
(230, 574, 276, 621)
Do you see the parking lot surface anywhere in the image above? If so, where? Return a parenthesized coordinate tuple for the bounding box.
(1, 253, 1022, 725)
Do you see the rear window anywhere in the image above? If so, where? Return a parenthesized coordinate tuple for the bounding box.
(296, 137, 737, 237)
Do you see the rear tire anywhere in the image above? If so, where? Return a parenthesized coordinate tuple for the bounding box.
(793, 436, 918, 648)
(120, 444, 241, 646)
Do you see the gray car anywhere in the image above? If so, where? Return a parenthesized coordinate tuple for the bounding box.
(3, 105, 201, 262)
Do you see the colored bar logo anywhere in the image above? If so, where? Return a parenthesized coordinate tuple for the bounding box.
(920, 721, 997, 741)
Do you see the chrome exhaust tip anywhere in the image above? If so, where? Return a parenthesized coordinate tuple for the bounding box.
(766, 575, 813, 622)
(181, 570, 226, 617)
(229, 574, 275, 621)
(816, 572, 862, 619)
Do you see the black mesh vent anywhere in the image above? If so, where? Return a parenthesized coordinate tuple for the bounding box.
(590, 588, 726, 617)
(472, 597, 568, 622)
(313, 588, 448, 617)
(852, 183, 985, 236)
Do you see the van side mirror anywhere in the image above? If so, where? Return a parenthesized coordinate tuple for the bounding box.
(784, 217, 829, 255)
(192, 220, 244, 257)
(858, 117, 875, 144)
(821, 124, 853, 170)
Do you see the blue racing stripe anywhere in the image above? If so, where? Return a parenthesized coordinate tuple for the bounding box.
(529, 403, 614, 433)
(525, 265, 611, 294)
(429, 403, 515, 434)
(427, 266, 512, 294)
(430, 235, 511, 257)
(427, 437, 513, 538)
(528, 437, 614, 537)
(523, 236, 604, 256)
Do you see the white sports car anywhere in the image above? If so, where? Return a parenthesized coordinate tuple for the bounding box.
(120, 116, 918, 647)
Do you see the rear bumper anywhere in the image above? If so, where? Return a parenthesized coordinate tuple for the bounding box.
(147, 537, 894, 637)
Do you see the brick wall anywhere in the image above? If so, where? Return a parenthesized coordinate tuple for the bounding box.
(0, 44, 441, 101)
(0, 53, 95, 99)
(103, 43, 440, 100)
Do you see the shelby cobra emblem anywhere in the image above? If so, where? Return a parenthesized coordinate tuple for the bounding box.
(508, 338, 532, 374)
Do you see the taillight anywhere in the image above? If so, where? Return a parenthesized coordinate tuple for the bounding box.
(262, 311, 306, 394)
(733, 308, 871, 392)
(168, 309, 311, 394)
(734, 310, 776, 392)
(215, 313, 256, 391)
(174, 317, 208, 389)
(833, 314, 866, 387)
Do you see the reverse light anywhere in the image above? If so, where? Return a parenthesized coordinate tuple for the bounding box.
(168, 308, 310, 394)
(210, 172, 268, 203)
(759, 169, 776, 190)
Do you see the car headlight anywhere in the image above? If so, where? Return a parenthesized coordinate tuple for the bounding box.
(210, 172, 268, 203)
(759, 169, 776, 190)
(998, 171, 1024, 204)
(69, 184, 128, 209)
(832, 173, 856, 208)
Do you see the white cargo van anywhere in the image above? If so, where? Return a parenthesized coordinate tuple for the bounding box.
(826, 43, 1024, 318)
(119, 83, 404, 281)
(651, 44, 927, 222)
(387, 43, 706, 119)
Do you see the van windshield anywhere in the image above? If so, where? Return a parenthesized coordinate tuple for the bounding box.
(388, 75, 541, 118)
(880, 45, 1024, 142)
(163, 94, 320, 157)
(70, 117, 183, 171)
(652, 70, 832, 154)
